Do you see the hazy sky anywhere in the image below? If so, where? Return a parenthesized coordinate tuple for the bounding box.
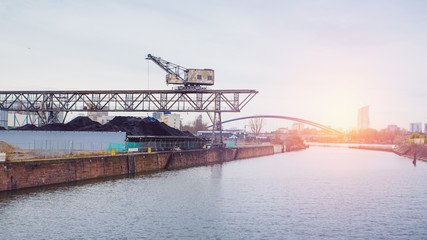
(1, 0, 426, 130)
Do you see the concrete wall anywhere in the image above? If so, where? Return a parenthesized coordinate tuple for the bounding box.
(272, 144, 285, 153)
(164, 146, 274, 170)
(235, 145, 275, 159)
(164, 148, 235, 170)
(0, 156, 129, 191)
(0, 145, 274, 192)
(0, 130, 126, 150)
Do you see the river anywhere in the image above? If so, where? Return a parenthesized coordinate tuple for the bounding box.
(1, 147, 427, 239)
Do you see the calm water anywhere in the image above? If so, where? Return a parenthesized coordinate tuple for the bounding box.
(1, 147, 427, 239)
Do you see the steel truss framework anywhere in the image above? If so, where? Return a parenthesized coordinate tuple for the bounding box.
(0, 89, 257, 113)
(0, 90, 258, 143)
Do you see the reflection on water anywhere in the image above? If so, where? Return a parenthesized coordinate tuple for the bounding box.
(1, 147, 427, 239)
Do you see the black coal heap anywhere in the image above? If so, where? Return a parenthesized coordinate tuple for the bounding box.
(10, 116, 193, 136)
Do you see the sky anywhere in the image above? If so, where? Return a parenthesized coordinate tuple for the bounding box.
(1, 0, 426, 131)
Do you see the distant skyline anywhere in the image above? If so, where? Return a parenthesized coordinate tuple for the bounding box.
(1, 0, 427, 130)
(357, 105, 370, 131)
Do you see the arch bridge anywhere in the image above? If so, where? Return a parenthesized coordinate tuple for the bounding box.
(210, 115, 343, 135)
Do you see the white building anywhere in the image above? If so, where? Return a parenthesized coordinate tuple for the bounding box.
(161, 113, 181, 129)
(88, 111, 113, 124)
(357, 105, 370, 130)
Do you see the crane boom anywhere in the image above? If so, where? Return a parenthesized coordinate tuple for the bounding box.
(146, 54, 187, 83)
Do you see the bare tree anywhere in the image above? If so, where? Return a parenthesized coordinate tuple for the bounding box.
(193, 117, 207, 132)
(249, 118, 264, 137)
(181, 117, 208, 134)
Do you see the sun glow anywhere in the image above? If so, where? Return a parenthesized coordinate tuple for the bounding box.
(312, 88, 363, 131)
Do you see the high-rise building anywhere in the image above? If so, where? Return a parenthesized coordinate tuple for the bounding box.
(357, 105, 370, 130)
(409, 122, 422, 133)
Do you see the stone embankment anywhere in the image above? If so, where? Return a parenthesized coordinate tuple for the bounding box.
(343, 143, 427, 162)
(393, 144, 427, 161)
(0, 145, 274, 192)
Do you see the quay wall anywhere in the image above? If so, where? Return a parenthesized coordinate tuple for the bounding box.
(164, 145, 274, 170)
(0, 145, 274, 192)
(235, 145, 275, 159)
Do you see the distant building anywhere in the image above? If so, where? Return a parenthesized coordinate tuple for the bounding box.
(88, 111, 113, 124)
(0, 110, 7, 129)
(196, 130, 243, 139)
(357, 105, 370, 130)
(152, 112, 162, 120)
(387, 124, 400, 132)
(277, 128, 289, 134)
(291, 122, 304, 131)
(409, 122, 422, 133)
(425, 123, 427, 133)
(161, 113, 181, 129)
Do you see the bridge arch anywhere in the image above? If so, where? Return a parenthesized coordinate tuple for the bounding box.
(209, 115, 343, 134)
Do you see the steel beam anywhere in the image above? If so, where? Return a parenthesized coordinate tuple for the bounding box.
(0, 90, 258, 128)
(0, 90, 257, 113)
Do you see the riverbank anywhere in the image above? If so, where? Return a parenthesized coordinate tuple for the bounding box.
(0, 145, 274, 192)
(393, 144, 427, 162)
(308, 142, 395, 150)
(308, 142, 427, 162)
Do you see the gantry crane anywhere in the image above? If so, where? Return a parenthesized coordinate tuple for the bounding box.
(146, 54, 214, 90)
(0, 55, 258, 146)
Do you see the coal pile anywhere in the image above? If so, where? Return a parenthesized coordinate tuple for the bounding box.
(11, 124, 38, 130)
(10, 116, 193, 137)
